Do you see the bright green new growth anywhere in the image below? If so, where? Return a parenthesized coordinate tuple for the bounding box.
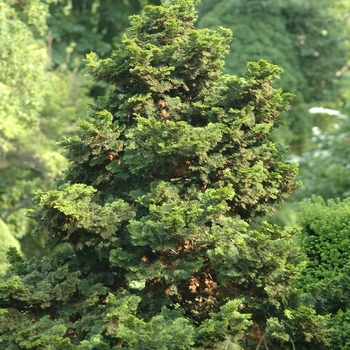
(0, 1, 328, 348)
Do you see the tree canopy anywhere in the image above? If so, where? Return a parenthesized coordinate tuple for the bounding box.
(0, 1, 329, 349)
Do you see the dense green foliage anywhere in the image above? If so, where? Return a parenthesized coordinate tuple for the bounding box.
(297, 197, 350, 349)
(0, 1, 330, 348)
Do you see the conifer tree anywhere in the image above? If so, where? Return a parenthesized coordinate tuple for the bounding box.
(0, 1, 328, 348)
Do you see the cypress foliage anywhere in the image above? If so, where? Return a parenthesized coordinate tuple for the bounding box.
(0, 1, 328, 348)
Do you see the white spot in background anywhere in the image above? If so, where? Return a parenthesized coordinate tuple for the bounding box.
(309, 107, 348, 120)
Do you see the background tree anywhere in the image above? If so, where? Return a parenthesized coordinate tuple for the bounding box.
(0, 0, 54, 266)
(287, 0, 350, 204)
(0, 0, 93, 267)
(47, 0, 162, 71)
(293, 115, 350, 201)
(196, 0, 348, 153)
(0, 1, 328, 348)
